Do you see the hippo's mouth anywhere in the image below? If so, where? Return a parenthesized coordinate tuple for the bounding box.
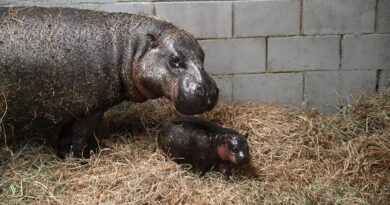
(131, 78, 179, 103)
(130, 75, 162, 102)
(131, 78, 217, 114)
(164, 79, 180, 103)
(171, 78, 219, 115)
(129, 62, 218, 114)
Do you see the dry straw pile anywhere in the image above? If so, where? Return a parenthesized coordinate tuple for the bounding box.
(1, 90, 389, 204)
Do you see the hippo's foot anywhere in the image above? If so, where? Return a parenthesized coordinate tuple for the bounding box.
(55, 135, 97, 159)
(216, 162, 231, 178)
(198, 163, 214, 177)
(56, 111, 103, 159)
(55, 128, 72, 159)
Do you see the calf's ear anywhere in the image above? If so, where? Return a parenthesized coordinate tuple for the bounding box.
(217, 134, 228, 144)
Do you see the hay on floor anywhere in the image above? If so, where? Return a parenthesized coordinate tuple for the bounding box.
(0, 90, 389, 204)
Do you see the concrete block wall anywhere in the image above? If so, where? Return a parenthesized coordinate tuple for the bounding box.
(1, 0, 389, 113)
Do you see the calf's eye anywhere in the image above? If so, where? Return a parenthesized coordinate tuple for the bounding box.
(231, 147, 239, 153)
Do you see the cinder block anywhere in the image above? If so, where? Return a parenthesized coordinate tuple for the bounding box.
(305, 70, 377, 113)
(199, 38, 266, 75)
(76, 0, 116, 2)
(155, 2, 232, 38)
(303, 0, 376, 34)
(14, 0, 67, 5)
(6, 2, 153, 15)
(118, 0, 154, 1)
(377, 0, 390, 33)
(13, 0, 116, 6)
(12, 0, 67, 7)
(232, 73, 303, 107)
(73, 3, 154, 15)
(233, 0, 300, 37)
(0, 0, 12, 6)
(212, 75, 233, 102)
(268, 36, 340, 71)
(9, 1, 154, 13)
(342, 34, 390, 70)
(379, 70, 390, 90)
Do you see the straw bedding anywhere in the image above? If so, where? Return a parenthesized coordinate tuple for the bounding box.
(0, 90, 389, 204)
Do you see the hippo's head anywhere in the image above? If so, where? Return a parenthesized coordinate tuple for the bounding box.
(218, 133, 250, 165)
(128, 23, 219, 115)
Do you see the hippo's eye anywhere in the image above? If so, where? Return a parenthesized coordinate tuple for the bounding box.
(231, 147, 239, 154)
(169, 55, 183, 69)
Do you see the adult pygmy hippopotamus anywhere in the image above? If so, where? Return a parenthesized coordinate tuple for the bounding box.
(158, 116, 250, 177)
(0, 7, 218, 158)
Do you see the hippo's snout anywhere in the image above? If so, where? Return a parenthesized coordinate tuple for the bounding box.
(174, 75, 219, 115)
(235, 152, 250, 165)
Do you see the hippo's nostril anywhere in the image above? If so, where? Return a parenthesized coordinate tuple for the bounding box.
(242, 156, 250, 164)
(195, 86, 204, 96)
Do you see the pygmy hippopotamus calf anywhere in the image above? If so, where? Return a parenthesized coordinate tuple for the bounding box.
(0, 7, 218, 158)
(158, 116, 250, 177)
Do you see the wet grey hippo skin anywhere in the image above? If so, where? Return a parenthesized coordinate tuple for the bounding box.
(158, 116, 250, 177)
(0, 7, 219, 158)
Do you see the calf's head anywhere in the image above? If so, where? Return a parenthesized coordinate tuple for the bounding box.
(129, 24, 219, 115)
(217, 132, 250, 165)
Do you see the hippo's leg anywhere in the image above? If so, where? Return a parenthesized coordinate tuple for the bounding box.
(71, 111, 104, 158)
(198, 162, 213, 177)
(59, 111, 104, 158)
(55, 123, 73, 159)
(216, 162, 231, 177)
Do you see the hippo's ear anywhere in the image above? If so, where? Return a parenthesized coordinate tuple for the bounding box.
(220, 134, 229, 144)
(146, 33, 158, 49)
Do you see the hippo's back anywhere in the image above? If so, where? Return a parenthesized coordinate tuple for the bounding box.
(0, 7, 131, 138)
(0, 7, 125, 74)
(158, 117, 216, 160)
